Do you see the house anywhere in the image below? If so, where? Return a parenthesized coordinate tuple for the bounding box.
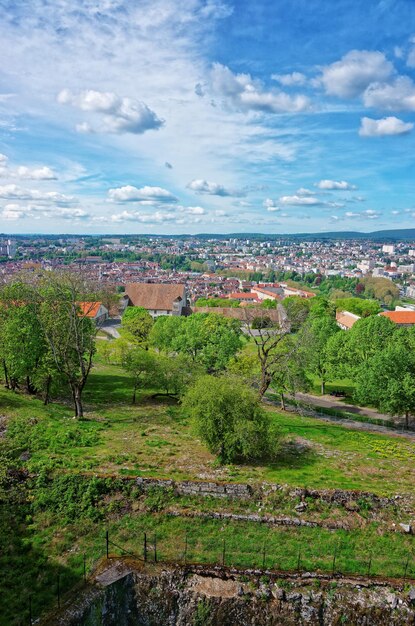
(251, 286, 283, 301)
(79, 302, 109, 324)
(123, 283, 187, 318)
(380, 310, 415, 327)
(336, 310, 361, 330)
(228, 292, 260, 303)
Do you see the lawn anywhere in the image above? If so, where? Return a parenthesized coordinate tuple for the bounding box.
(3, 361, 415, 495)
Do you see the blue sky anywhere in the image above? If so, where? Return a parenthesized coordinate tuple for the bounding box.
(1, 0, 415, 234)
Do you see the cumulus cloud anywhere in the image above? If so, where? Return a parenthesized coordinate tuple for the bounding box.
(271, 72, 307, 86)
(263, 198, 280, 211)
(15, 165, 56, 180)
(296, 187, 315, 196)
(1, 203, 88, 221)
(210, 63, 310, 113)
(187, 178, 245, 197)
(319, 50, 394, 98)
(359, 116, 413, 136)
(279, 194, 323, 206)
(108, 185, 178, 203)
(316, 180, 356, 190)
(57, 89, 164, 134)
(0, 153, 8, 163)
(363, 76, 415, 111)
(0, 184, 75, 204)
(109, 209, 179, 224)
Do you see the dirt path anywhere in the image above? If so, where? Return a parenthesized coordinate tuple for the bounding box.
(276, 395, 415, 441)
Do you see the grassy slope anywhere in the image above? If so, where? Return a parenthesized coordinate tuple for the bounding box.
(5, 361, 415, 495)
(2, 358, 415, 625)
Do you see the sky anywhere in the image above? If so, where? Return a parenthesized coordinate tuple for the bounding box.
(1, 0, 415, 235)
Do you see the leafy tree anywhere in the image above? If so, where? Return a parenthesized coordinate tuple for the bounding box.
(123, 347, 158, 403)
(36, 272, 97, 418)
(122, 306, 153, 345)
(282, 296, 311, 330)
(342, 315, 396, 376)
(150, 313, 243, 372)
(301, 314, 339, 394)
(270, 335, 309, 409)
(182, 376, 280, 463)
(156, 353, 201, 397)
(362, 277, 399, 305)
(355, 336, 415, 427)
(333, 297, 381, 317)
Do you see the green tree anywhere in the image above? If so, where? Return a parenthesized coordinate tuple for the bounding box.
(333, 297, 381, 317)
(123, 347, 158, 403)
(301, 314, 339, 394)
(270, 335, 309, 410)
(355, 336, 415, 427)
(150, 313, 243, 372)
(343, 315, 396, 375)
(182, 376, 280, 463)
(36, 272, 97, 417)
(122, 306, 153, 346)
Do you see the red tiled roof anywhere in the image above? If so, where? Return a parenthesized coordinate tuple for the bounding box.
(380, 311, 415, 325)
(79, 302, 103, 318)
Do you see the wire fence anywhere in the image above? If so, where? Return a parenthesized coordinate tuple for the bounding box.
(25, 528, 415, 625)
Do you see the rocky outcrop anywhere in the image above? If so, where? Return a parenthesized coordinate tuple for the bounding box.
(43, 561, 415, 626)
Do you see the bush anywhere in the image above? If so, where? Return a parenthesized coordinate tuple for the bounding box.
(182, 375, 280, 463)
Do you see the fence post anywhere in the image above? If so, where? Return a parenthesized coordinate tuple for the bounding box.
(57, 573, 61, 609)
(83, 553, 87, 583)
(404, 556, 409, 579)
(143, 533, 147, 562)
(222, 540, 226, 566)
(106, 530, 109, 559)
(332, 545, 337, 574)
(154, 534, 157, 563)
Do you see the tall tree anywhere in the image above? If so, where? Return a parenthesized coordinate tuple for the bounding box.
(244, 306, 295, 398)
(355, 336, 415, 428)
(37, 272, 97, 418)
(301, 314, 339, 394)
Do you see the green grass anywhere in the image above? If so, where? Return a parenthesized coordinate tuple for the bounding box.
(2, 357, 415, 625)
(2, 361, 415, 495)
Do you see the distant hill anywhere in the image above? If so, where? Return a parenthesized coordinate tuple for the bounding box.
(3, 228, 415, 242)
(192, 229, 415, 241)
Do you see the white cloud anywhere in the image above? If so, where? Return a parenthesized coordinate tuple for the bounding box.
(210, 63, 310, 113)
(108, 185, 178, 203)
(317, 180, 356, 190)
(279, 194, 322, 206)
(16, 165, 56, 180)
(407, 45, 415, 67)
(359, 116, 413, 136)
(0, 184, 75, 204)
(271, 72, 307, 86)
(184, 206, 205, 215)
(0, 153, 8, 163)
(363, 76, 415, 111)
(187, 178, 244, 197)
(58, 88, 164, 134)
(296, 187, 315, 196)
(320, 50, 394, 98)
(263, 198, 280, 211)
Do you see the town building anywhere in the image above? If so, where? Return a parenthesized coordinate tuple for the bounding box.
(123, 283, 187, 318)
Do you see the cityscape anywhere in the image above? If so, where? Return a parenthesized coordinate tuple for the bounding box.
(2, 1, 415, 625)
